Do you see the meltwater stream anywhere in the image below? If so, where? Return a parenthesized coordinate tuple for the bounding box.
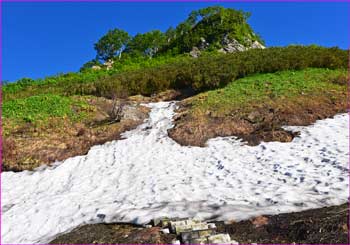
(1, 102, 349, 244)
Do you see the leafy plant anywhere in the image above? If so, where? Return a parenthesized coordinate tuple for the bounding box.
(94, 28, 131, 61)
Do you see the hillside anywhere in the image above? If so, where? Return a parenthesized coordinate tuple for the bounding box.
(1, 6, 349, 245)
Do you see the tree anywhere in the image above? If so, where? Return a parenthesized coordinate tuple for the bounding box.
(165, 27, 176, 43)
(94, 28, 131, 61)
(126, 30, 166, 58)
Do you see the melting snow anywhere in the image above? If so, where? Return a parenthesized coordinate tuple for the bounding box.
(1, 102, 349, 244)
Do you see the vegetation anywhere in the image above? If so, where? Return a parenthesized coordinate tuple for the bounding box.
(168, 68, 347, 147)
(126, 30, 167, 58)
(3, 6, 348, 138)
(2, 54, 190, 100)
(189, 68, 347, 116)
(94, 28, 131, 61)
(4, 45, 348, 102)
(67, 45, 348, 98)
(91, 6, 263, 59)
(2, 94, 92, 125)
(3, 6, 349, 174)
(165, 6, 264, 53)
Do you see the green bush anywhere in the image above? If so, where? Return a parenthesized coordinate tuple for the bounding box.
(3, 45, 348, 101)
(80, 45, 348, 98)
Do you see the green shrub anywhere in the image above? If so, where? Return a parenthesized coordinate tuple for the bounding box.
(3, 45, 348, 101)
(2, 94, 89, 124)
(85, 45, 348, 98)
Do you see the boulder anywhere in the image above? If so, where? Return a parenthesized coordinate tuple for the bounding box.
(91, 65, 101, 70)
(121, 104, 147, 121)
(250, 40, 266, 49)
(190, 47, 201, 58)
(221, 35, 247, 53)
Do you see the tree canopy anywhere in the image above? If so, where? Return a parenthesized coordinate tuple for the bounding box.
(92, 6, 264, 62)
(125, 30, 166, 58)
(94, 28, 131, 61)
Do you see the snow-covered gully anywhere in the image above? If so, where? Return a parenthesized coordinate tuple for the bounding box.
(1, 102, 349, 244)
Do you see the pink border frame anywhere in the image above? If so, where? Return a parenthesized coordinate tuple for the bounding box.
(0, 1, 349, 245)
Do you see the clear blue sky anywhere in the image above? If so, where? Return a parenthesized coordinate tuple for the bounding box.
(2, 2, 349, 82)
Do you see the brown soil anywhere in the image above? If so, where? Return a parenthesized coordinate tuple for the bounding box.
(50, 203, 349, 244)
(129, 88, 196, 103)
(169, 94, 346, 147)
(216, 203, 349, 244)
(2, 97, 150, 172)
(50, 223, 176, 244)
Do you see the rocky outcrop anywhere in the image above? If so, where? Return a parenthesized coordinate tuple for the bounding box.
(190, 35, 265, 57)
(250, 40, 266, 49)
(218, 34, 265, 54)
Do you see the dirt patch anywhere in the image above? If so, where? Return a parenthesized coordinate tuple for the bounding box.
(49, 203, 348, 244)
(2, 97, 150, 172)
(216, 203, 349, 244)
(129, 89, 196, 103)
(169, 94, 346, 147)
(49, 223, 176, 244)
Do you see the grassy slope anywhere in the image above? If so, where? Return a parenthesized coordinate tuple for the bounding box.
(190, 68, 347, 117)
(3, 46, 348, 102)
(2, 94, 96, 137)
(169, 68, 347, 146)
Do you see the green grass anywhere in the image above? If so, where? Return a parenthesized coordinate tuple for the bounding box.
(192, 68, 347, 116)
(2, 94, 92, 124)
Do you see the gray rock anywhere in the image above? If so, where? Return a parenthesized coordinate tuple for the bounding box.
(190, 47, 201, 58)
(250, 40, 266, 49)
(220, 34, 265, 53)
(221, 35, 247, 53)
(121, 105, 146, 121)
(91, 65, 101, 70)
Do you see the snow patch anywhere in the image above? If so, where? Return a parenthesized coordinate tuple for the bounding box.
(1, 102, 349, 244)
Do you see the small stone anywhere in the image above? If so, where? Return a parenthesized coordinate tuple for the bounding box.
(208, 223, 216, 229)
(96, 214, 106, 220)
(161, 228, 170, 234)
(190, 47, 201, 58)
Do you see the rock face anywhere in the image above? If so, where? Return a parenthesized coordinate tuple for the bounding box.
(122, 104, 149, 121)
(220, 35, 247, 52)
(219, 34, 265, 54)
(250, 40, 266, 49)
(191, 35, 265, 57)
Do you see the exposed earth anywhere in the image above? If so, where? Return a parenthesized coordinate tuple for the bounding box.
(50, 203, 349, 244)
(2, 97, 150, 172)
(169, 88, 347, 147)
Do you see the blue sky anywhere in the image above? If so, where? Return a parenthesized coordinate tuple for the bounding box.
(2, 2, 349, 82)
